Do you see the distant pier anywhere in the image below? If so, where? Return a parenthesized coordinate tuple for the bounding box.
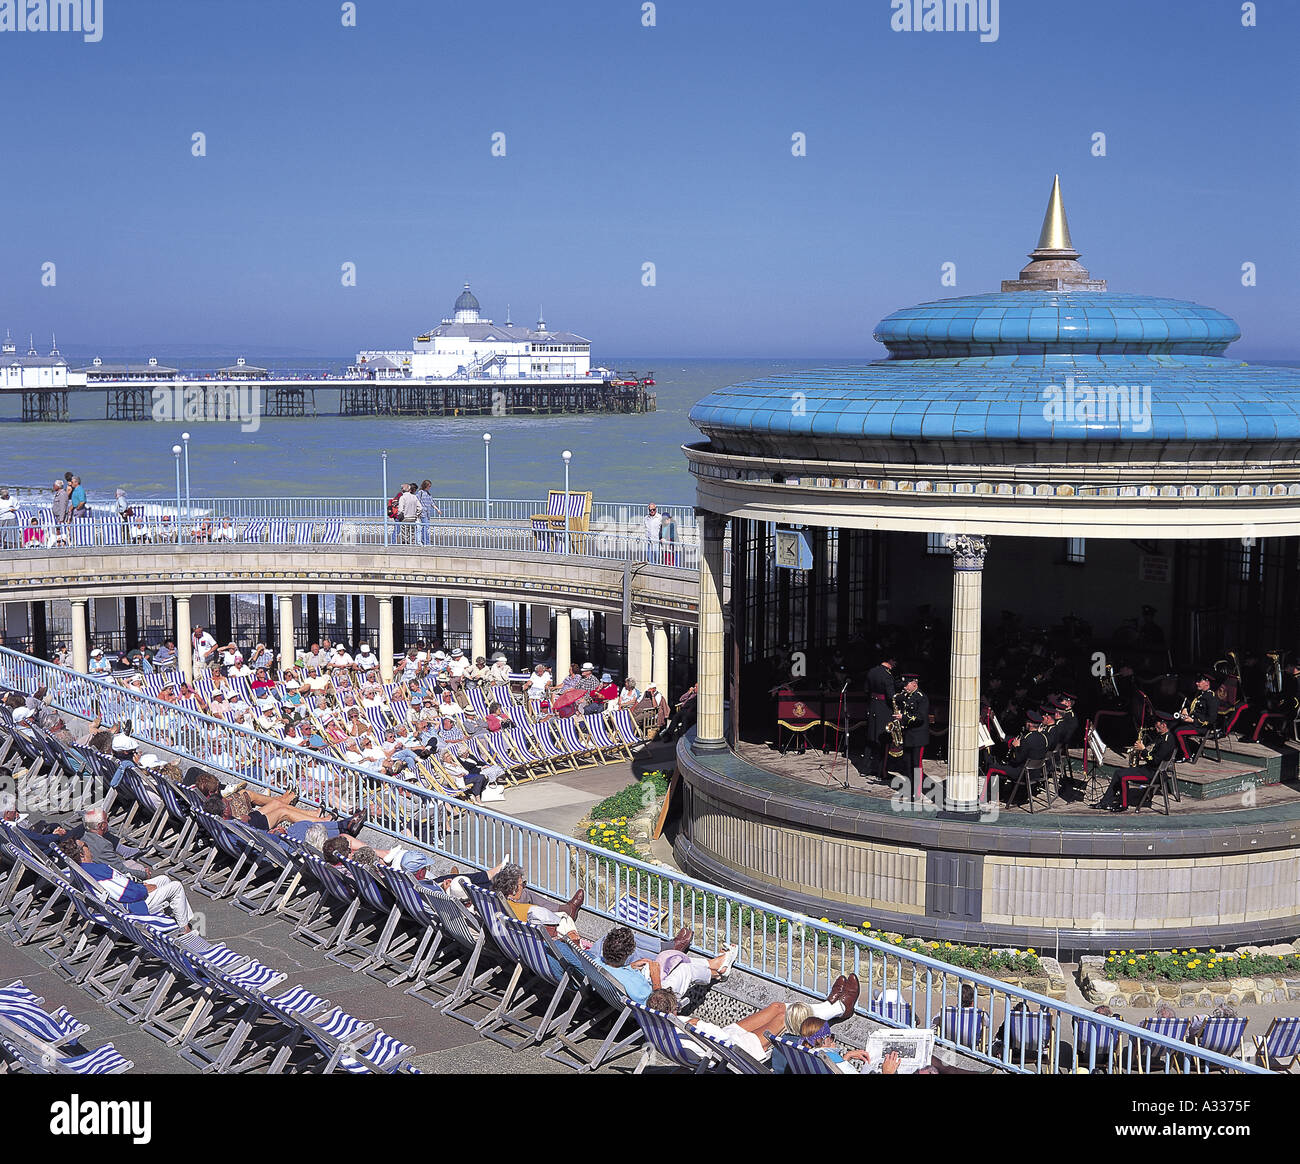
(0, 376, 656, 422)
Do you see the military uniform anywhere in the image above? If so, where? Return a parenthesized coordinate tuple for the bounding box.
(998, 719, 1049, 805)
(863, 662, 896, 776)
(1174, 682, 1219, 762)
(896, 680, 930, 799)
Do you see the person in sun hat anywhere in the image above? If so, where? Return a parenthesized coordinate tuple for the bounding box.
(88, 647, 112, 676)
(354, 643, 378, 673)
(446, 647, 472, 689)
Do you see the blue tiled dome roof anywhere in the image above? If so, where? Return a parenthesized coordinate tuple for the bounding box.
(454, 286, 480, 313)
(689, 354, 1300, 452)
(873, 291, 1239, 358)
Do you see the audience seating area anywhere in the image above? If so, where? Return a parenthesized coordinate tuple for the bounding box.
(0, 673, 1282, 1076)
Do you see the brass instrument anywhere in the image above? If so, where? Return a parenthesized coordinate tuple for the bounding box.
(1125, 728, 1152, 767)
(1266, 650, 1283, 695)
(1228, 650, 1241, 680)
(888, 693, 905, 757)
(1102, 663, 1119, 699)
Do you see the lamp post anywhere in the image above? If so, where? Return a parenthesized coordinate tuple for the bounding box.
(381, 449, 389, 547)
(483, 433, 492, 523)
(562, 449, 572, 555)
(181, 431, 191, 523)
(172, 444, 182, 539)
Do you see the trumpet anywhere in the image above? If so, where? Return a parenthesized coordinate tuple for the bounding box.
(888, 693, 905, 758)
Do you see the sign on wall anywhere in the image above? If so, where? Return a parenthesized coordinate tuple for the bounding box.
(1139, 554, 1171, 584)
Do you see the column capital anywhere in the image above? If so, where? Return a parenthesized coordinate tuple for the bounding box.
(376, 594, 393, 607)
(69, 596, 87, 608)
(946, 533, 989, 572)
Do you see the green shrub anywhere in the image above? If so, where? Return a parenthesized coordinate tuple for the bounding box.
(590, 769, 670, 820)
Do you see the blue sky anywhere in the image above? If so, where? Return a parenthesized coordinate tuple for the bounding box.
(1, 0, 1296, 358)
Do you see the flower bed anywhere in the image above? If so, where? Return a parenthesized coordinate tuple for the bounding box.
(1101, 948, 1300, 982)
(589, 770, 670, 821)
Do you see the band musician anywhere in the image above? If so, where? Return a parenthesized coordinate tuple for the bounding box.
(895, 673, 929, 802)
(1099, 715, 1179, 811)
(1172, 673, 1218, 763)
(863, 654, 897, 779)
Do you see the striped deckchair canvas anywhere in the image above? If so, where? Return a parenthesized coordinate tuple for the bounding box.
(489, 682, 515, 709)
(319, 519, 343, 545)
(191, 675, 215, 702)
(244, 518, 268, 542)
(267, 519, 289, 544)
(363, 706, 388, 738)
(613, 893, 666, 931)
(610, 708, 644, 749)
(551, 716, 598, 767)
(174, 696, 203, 714)
(580, 713, 630, 761)
(464, 686, 490, 718)
(389, 699, 411, 725)
(293, 521, 314, 545)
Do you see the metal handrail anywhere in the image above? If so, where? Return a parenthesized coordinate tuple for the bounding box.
(0, 644, 1268, 1075)
(0, 513, 698, 572)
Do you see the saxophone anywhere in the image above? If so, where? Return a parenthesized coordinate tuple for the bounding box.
(888, 693, 905, 757)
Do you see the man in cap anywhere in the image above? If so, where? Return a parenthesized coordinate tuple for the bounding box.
(88, 648, 111, 676)
(995, 709, 1049, 807)
(1098, 714, 1179, 811)
(329, 644, 354, 672)
(446, 647, 471, 689)
(1172, 673, 1219, 763)
(642, 680, 670, 733)
(895, 673, 930, 804)
(863, 654, 898, 780)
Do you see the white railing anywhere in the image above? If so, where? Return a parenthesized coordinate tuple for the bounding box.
(0, 513, 698, 572)
(0, 644, 1269, 1075)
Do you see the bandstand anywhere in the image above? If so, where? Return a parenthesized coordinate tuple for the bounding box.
(677, 178, 1300, 954)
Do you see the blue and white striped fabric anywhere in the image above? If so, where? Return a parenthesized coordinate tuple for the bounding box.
(614, 893, 663, 929)
(244, 518, 268, 542)
(319, 519, 343, 545)
(269, 986, 329, 1017)
(874, 1000, 914, 1027)
(628, 1003, 711, 1071)
(364, 706, 388, 738)
(1196, 1016, 1248, 1058)
(942, 1006, 987, 1049)
(546, 490, 588, 519)
(0, 1036, 133, 1075)
(337, 1030, 414, 1074)
(0, 995, 88, 1044)
(293, 521, 314, 546)
(770, 1034, 838, 1075)
(1257, 1016, 1300, 1066)
(267, 520, 289, 544)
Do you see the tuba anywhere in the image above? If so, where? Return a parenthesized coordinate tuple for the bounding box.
(888, 693, 905, 757)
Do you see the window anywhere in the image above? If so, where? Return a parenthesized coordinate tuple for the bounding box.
(926, 533, 951, 556)
(1064, 538, 1086, 565)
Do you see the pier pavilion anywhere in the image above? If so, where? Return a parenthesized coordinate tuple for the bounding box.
(678, 178, 1300, 953)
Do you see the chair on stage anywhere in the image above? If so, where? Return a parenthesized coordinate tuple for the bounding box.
(1003, 761, 1053, 813)
(1131, 757, 1180, 815)
(774, 691, 821, 755)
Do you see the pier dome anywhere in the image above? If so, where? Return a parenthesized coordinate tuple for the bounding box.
(689, 177, 1300, 463)
(453, 284, 481, 323)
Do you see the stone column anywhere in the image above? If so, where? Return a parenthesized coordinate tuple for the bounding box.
(554, 608, 572, 679)
(377, 595, 394, 682)
(652, 621, 670, 698)
(70, 598, 89, 673)
(945, 534, 988, 812)
(278, 593, 295, 674)
(627, 615, 651, 688)
(471, 600, 488, 663)
(176, 595, 193, 680)
(694, 511, 727, 752)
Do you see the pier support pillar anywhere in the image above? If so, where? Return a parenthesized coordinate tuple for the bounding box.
(471, 600, 488, 664)
(945, 535, 988, 813)
(176, 595, 193, 681)
(70, 598, 89, 674)
(652, 621, 670, 699)
(554, 608, 572, 680)
(694, 511, 727, 753)
(378, 596, 394, 683)
(627, 615, 651, 690)
(278, 594, 295, 675)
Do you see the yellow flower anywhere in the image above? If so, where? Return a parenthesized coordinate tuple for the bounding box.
(1128, 959, 1136, 965)
(1138, 954, 1146, 959)
(1026, 948, 1036, 954)
(1106, 956, 1114, 962)
(1189, 947, 1197, 953)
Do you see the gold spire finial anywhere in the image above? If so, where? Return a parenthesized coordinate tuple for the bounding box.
(1035, 174, 1074, 252)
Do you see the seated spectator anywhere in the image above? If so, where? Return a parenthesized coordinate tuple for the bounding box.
(88, 648, 112, 676)
(468, 656, 492, 685)
(558, 663, 583, 693)
(490, 862, 584, 931)
(446, 648, 472, 688)
(527, 663, 553, 702)
(586, 672, 619, 715)
(646, 977, 858, 1064)
(641, 681, 670, 734)
(212, 516, 239, 542)
(485, 701, 513, 731)
(152, 641, 178, 668)
(662, 683, 698, 741)
(329, 645, 354, 671)
(619, 677, 641, 710)
(205, 788, 365, 836)
(797, 1017, 898, 1074)
(489, 655, 512, 685)
(355, 644, 379, 673)
(22, 518, 44, 548)
(436, 691, 463, 720)
(81, 807, 151, 878)
(597, 933, 739, 1001)
(57, 835, 197, 933)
